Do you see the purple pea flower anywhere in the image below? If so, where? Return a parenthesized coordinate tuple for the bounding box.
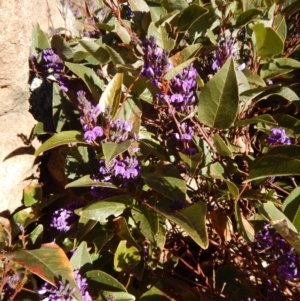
(267, 128, 291, 147)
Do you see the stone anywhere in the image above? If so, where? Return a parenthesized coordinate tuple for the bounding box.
(0, 0, 68, 214)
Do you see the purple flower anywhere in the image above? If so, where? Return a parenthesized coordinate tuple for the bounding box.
(267, 128, 291, 147)
(108, 119, 133, 143)
(42, 48, 64, 73)
(38, 270, 91, 301)
(84, 130, 96, 143)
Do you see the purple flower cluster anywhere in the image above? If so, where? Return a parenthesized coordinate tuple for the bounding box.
(212, 32, 238, 71)
(254, 224, 300, 280)
(174, 122, 194, 142)
(109, 119, 133, 143)
(267, 127, 291, 147)
(38, 270, 91, 301)
(142, 36, 170, 87)
(77, 91, 103, 143)
(99, 156, 141, 181)
(3, 272, 22, 299)
(42, 48, 69, 92)
(50, 201, 83, 232)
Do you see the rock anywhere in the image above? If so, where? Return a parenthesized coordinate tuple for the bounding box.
(0, 0, 67, 214)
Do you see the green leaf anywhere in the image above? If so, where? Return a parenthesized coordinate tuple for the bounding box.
(27, 224, 43, 249)
(35, 131, 86, 156)
(113, 217, 141, 250)
(257, 201, 297, 232)
(86, 270, 127, 292)
(235, 114, 277, 126)
(23, 183, 43, 207)
(154, 202, 208, 249)
(155, 10, 180, 27)
(177, 4, 207, 31)
(161, 0, 188, 12)
(274, 13, 287, 43)
(65, 175, 117, 189)
(200, 161, 225, 179)
(103, 45, 125, 68)
(260, 58, 300, 80)
(65, 62, 104, 100)
(198, 57, 238, 129)
(164, 58, 196, 81)
(30, 23, 50, 55)
(132, 204, 159, 244)
(270, 219, 300, 255)
(128, 0, 149, 12)
(114, 240, 141, 272)
(235, 202, 254, 242)
(178, 151, 202, 178)
(252, 23, 284, 58)
(99, 73, 124, 118)
(246, 145, 300, 182)
(51, 35, 73, 60)
(115, 20, 131, 44)
(282, 187, 300, 232)
(242, 68, 266, 87)
(142, 163, 186, 201)
(235, 8, 263, 27)
(75, 195, 133, 223)
(102, 140, 132, 164)
(70, 241, 92, 272)
(169, 43, 202, 67)
(149, 4, 167, 23)
(213, 133, 233, 157)
(101, 291, 136, 301)
(79, 39, 110, 64)
(6, 243, 82, 301)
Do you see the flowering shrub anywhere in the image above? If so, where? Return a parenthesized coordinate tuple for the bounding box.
(2, 0, 300, 300)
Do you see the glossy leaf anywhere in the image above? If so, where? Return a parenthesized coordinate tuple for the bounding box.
(65, 175, 117, 189)
(257, 201, 297, 232)
(114, 240, 141, 272)
(247, 145, 300, 182)
(6, 243, 82, 301)
(102, 140, 132, 164)
(252, 23, 284, 58)
(213, 133, 233, 157)
(35, 131, 86, 156)
(86, 270, 127, 292)
(142, 163, 186, 201)
(198, 57, 238, 129)
(154, 202, 208, 249)
(99, 73, 124, 118)
(75, 195, 133, 223)
(65, 62, 104, 100)
(70, 241, 92, 272)
(282, 187, 300, 232)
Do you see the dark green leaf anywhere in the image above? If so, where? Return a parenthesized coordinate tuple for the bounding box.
(113, 217, 141, 250)
(178, 151, 202, 178)
(102, 140, 132, 164)
(103, 45, 125, 68)
(154, 202, 208, 249)
(65, 62, 104, 100)
(34, 131, 86, 156)
(86, 270, 127, 292)
(161, 0, 188, 12)
(247, 145, 300, 182)
(142, 163, 186, 201)
(282, 187, 300, 232)
(75, 195, 133, 223)
(252, 23, 284, 58)
(101, 291, 136, 301)
(213, 133, 233, 157)
(198, 57, 238, 129)
(27, 225, 43, 248)
(235, 9, 263, 27)
(51, 35, 73, 60)
(177, 4, 207, 31)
